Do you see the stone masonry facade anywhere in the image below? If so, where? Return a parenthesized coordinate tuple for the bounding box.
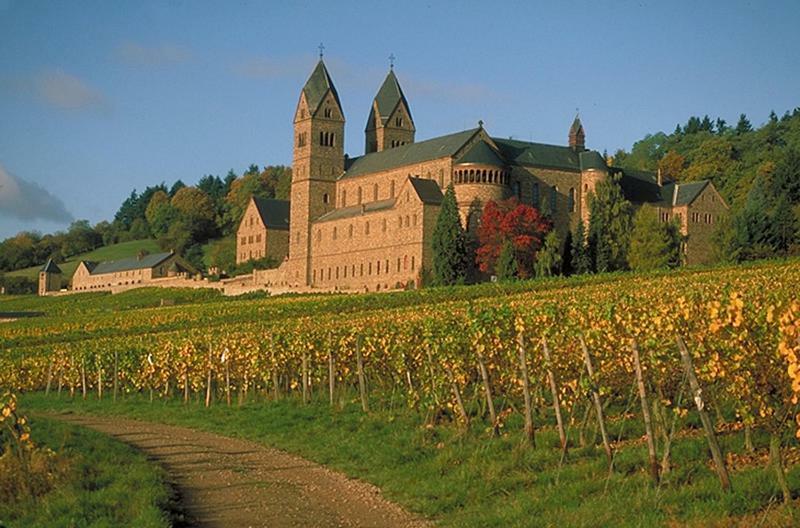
(235, 59, 728, 292)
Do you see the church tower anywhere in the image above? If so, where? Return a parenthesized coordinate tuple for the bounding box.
(569, 115, 585, 152)
(365, 68, 415, 153)
(288, 58, 344, 286)
(38, 258, 62, 296)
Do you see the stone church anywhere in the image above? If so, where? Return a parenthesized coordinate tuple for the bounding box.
(240, 59, 728, 292)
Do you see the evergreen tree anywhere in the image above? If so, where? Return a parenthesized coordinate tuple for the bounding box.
(735, 113, 753, 134)
(535, 230, 562, 277)
(769, 194, 798, 254)
(561, 229, 573, 275)
(627, 205, 681, 271)
(587, 174, 633, 272)
(495, 241, 518, 281)
(431, 184, 469, 285)
(571, 221, 591, 274)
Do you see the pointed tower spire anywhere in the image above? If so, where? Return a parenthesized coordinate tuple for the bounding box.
(569, 114, 585, 151)
(365, 68, 415, 153)
(301, 59, 343, 117)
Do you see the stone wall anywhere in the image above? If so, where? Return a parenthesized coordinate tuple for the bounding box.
(683, 185, 728, 265)
(236, 199, 268, 264)
(336, 157, 451, 208)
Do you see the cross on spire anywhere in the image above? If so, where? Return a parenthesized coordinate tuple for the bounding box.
(389, 53, 396, 69)
(318, 43, 325, 59)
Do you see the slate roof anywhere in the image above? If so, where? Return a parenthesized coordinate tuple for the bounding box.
(659, 180, 709, 207)
(366, 69, 414, 129)
(302, 60, 342, 116)
(456, 140, 506, 167)
(569, 116, 584, 135)
(252, 197, 291, 230)
(342, 128, 479, 179)
(86, 252, 174, 275)
(579, 150, 607, 171)
(409, 177, 444, 205)
(316, 198, 396, 222)
(616, 168, 664, 204)
(492, 138, 583, 172)
(40, 258, 62, 274)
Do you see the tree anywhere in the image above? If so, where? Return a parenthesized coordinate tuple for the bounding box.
(495, 241, 518, 281)
(658, 150, 686, 182)
(769, 195, 798, 254)
(145, 190, 175, 238)
(431, 184, 469, 286)
(627, 205, 681, 271)
(535, 230, 562, 277)
(476, 197, 550, 278)
(736, 113, 753, 135)
(571, 221, 591, 274)
(168, 180, 186, 198)
(587, 174, 633, 272)
(171, 186, 216, 238)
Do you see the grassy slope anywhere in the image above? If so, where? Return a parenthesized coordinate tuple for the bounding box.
(1, 415, 174, 528)
(6, 239, 161, 281)
(20, 393, 800, 528)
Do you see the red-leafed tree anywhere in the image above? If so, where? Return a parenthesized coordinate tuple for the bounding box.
(476, 198, 551, 278)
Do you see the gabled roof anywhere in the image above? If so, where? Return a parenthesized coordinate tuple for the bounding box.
(408, 177, 444, 205)
(79, 260, 98, 273)
(40, 258, 62, 274)
(492, 138, 583, 172)
(302, 60, 342, 116)
(366, 69, 414, 129)
(661, 180, 710, 206)
(252, 197, 290, 230)
(456, 140, 506, 167)
(569, 116, 584, 135)
(88, 252, 174, 275)
(616, 167, 663, 204)
(316, 198, 396, 223)
(342, 128, 479, 179)
(579, 150, 607, 171)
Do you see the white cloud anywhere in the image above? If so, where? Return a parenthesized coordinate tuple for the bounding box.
(116, 41, 192, 66)
(0, 69, 108, 111)
(0, 164, 73, 223)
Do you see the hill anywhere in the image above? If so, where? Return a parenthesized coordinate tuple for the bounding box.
(6, 239, 161, 282)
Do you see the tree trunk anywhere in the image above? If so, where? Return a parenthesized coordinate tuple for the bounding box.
(580, 337, 612, 468)
(769, 432, 792, 504)
(356, 336, 369, 413)
(676, 335, 730, 492)
(542, 337, 567, 453)
(744, 423, 755, 453)
(517, 329, 535, 446)
(632, 339, 659, 485)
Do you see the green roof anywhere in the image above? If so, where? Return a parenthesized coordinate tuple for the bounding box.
(569, 116, 584, 135)
(616, 167, 663, 204)
(302, 60, 342, 116)
(40, 258, 62, 274)
(85, 252, 174, 275)
(342, 128, 479, 179)
(253, 197, 290, 230)
(579, 150, 607, 171)
(658, 180, 709, 206)
(367, 69, 414, 129)
(316, 198, 396, 223)
(409, 177, 444, 205)
(456, 140, 506, 167)
(493, 138, 583, 172)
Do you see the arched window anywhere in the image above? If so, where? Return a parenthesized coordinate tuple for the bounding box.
(382, 218, 387, 232)
(341, 189, 347, 206)
(323, 193, 329, 204)
(319, 131, 324, 145)
(514, 181, 522, 198)
(348, 224, 354, 238)
(357, 187, 363, 204)
(330, 132, 335, 146)
(568, 188, 576, 212)
(396, 116, 403, 127)
(324, 107, 332, 118)
(333, 227, 338, 240)
(390, 180, 396, 198)
(532, 183, 540, 208)
(373, 183, 378, 201)
(550, 186, 558, 212)
(365, 221, 370, 235)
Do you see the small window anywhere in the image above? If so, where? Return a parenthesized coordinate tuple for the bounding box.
(568, 188, 576, 212)
(365, 222, 370, 235)
(396, 116, 403, 127)
(550, 186, 558, 212)
(324, 107, 332, 118)
(333, 227, 338, 240)
(532, 183, 540, 208)
(514, 181, 522, 198)
(323, 193, 329, 204)
(373, 183, 378, 201)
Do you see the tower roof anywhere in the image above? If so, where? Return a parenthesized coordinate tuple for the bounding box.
(40, 258, 62, 274)
(366, 69, 414, 129)
(569, 116, 584, 136)
(456, 140, 506, 167)
(302, 59, 342, 115)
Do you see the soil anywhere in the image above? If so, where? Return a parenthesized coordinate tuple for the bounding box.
(51, 414, 431, 528)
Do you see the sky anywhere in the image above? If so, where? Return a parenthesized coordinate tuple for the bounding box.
(1, 0, 799, 239)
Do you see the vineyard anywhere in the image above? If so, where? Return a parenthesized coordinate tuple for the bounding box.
(3, 260, 800, 523)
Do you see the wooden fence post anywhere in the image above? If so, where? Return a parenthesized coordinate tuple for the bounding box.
(579, 336, 613, 468)
(356, 335, 369, 412)
(631, 339, 658, 485)
(517, 328, 535, 446)
(676, 335, 731, 492)
(541, 337, 567, 453)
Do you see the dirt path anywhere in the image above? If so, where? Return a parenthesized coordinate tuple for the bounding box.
(52, 414, 431, 528)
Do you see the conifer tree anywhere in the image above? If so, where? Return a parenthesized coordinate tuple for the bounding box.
(432, 184, 468, 285)
(587, 174, 633, 272)
(627, 205, 681, 271)
(495, 241, 518, 281)
(571, 221, 591, 274)
(535, 230, 562, 277)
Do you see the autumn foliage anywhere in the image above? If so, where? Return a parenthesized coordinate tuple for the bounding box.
(476, 198, 551, 278)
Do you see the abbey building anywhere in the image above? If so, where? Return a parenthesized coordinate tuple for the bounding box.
(239, 59, 728, 292)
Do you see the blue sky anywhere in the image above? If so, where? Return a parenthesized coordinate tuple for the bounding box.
(1, 0, 798, 239)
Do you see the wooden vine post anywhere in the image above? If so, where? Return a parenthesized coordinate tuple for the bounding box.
(579, 336, 613, 468)
(328, 347, 335, 406)
(205, 347, 213, 408)
(80, 357, 87, 400)
(224, 350, 232, 407)
(541, 337, 567, 453)
(45, 360, 53, 396)
(516, 323, 535, 446)
(676, 335, 731, 492)
(302, 351, 309, 404)
(113, 350, 119, 403)
(443, 362, 470, 429)
(631, 339, 658, 485)
(476, 348, 499, 437)
(97, 365, 103, 400)
(355, 335, 369, 412)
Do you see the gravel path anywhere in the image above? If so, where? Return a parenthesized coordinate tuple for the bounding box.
(52, 414, 431, 528)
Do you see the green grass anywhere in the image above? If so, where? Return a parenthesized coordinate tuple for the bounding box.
(19, 392, 800, 527)
(0, 415, 175, 528)
(6, 239, 161, 281)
